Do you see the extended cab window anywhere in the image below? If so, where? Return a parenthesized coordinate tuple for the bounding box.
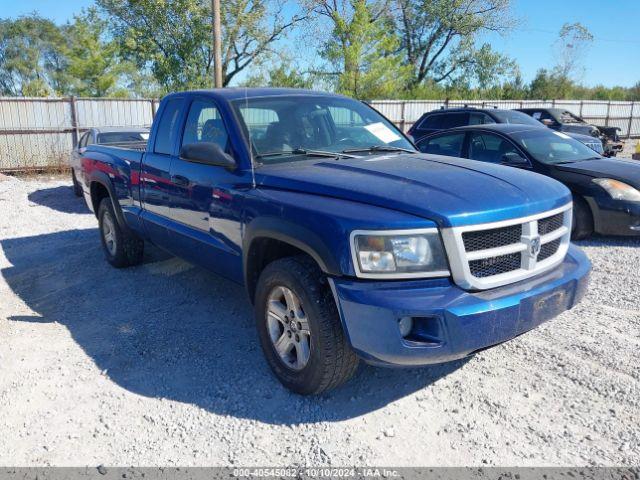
(154, 99, 183, 155)
(418, 133, 465, 156)
(469, 132, 520, 163)
(182, 100, 229, 151)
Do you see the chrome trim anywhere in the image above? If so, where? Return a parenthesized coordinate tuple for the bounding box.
(440, 203, 573, 290)
(349, 228, 451, 279)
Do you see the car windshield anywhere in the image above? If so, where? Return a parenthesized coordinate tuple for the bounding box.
(511, 129, 602, 164)
(98, 132, 148, 144)
(492, 110, 543, 127)
(559, 111, 584, 124)
(231, 95, 415, 164)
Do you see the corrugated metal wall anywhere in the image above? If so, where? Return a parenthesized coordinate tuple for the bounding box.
(0, 97, 638, 171)
(0, 97, 155, 171)
(369, 99, 640, 136)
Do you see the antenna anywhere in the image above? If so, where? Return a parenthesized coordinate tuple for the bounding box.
(245, 86, 257, 189)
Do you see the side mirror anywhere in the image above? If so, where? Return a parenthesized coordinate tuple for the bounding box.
(179, 142, 236, 169)
(501, 152, 529, 167)
(541, 118, 555, 127)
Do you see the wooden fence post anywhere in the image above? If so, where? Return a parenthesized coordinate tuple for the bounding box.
(399, 101, 406, 132)
(605, 101, 611, 127)
(627, 101, 635, 139)
(69, 96, 80, 147)
(579, 100, 584, 117)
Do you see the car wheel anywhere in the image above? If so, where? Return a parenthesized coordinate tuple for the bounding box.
(571, 196, 594, 240)
(98, 198, 144, 268)
(254, 255, 358, 395)
(71, 170, 83, 197)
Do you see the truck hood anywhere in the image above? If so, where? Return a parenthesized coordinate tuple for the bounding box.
(555, 158, 640, 187)
(255, 153, 571, 227)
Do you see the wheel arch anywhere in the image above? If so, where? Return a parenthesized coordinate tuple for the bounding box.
(243, 217, 343, 302)
(89, 171, 128, 230)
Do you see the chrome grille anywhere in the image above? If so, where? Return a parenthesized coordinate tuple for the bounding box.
(538, 213, 564, 236)
(538, 238, 561, 262)
(462, 224, 522, 252)
(469, 252, 522, 278)
(441, 203, 573, 290)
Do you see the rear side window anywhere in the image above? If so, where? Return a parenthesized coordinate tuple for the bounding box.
(418, 133, 465, 157)
(440, 113, 469, 129)
(469, 112, 495, 125)
(418, 114, 443, 129)
(154, 99, 183, 155)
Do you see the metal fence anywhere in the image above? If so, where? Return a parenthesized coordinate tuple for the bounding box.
(0, 96, 638, 171)
(369, 99, 640, 138)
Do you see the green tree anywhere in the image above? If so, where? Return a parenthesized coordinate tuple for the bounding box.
(308, 0, 409, 99)
(394, 0, 513, 88)
(63, 8, 133, 97)
(97, 0, 306, 92)
(0, 14, 68, 96)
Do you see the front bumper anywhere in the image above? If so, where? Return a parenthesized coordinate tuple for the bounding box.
(330, 245, 591, 367)
(587, 196, 640, 236)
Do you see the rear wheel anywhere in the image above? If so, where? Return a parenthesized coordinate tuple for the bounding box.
(254, 256, 358, 395)
(71, 170, 83, 197)
(98, 198, 144, 268)
(571, 196, 594, 240)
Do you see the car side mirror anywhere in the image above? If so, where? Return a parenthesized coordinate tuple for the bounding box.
(180, 142, 236, 170)
(501, 152, 529, 167)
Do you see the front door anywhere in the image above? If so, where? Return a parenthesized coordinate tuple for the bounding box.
(166, 97, 244, 282)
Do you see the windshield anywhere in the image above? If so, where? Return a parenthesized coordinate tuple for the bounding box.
(511, 129, 602, 164)
(492, 110, 544, 127)
(231, 95, 415, 164)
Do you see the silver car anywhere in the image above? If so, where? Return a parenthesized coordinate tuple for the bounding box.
(70, 127, 150, 196)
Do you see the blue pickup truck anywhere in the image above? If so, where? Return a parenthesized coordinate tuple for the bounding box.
(78, 88, 591, 394)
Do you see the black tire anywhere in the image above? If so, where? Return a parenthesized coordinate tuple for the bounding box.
(571, 196, 594, 240)
(71, 169, 83, 197)
(97, 198, 144, 268)
(254, 255, 359, 395)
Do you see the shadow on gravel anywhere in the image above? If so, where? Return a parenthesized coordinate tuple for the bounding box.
(27, 186, 91, 214)
(1, 229, 466, 424)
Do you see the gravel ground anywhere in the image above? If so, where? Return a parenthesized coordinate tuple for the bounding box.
(0, 174, 639, 467)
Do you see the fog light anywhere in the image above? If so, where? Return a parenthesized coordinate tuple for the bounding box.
(398, 316, 414, 338)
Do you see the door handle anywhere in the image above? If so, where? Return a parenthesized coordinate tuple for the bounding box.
(171, 174, 190, 187)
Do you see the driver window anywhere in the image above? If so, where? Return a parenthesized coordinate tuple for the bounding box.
(181, 100, 229, 152)
(469, 132, 520, 164)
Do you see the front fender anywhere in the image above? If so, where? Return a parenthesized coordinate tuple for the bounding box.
(243, 216, 342, 278)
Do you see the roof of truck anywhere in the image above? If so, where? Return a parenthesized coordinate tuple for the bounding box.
(165, 88, 344, 101)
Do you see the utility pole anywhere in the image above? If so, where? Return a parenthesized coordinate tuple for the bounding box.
(212, 0, 223, 88)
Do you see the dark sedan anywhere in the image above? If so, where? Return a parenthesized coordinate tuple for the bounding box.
(416, 124, 640, 239)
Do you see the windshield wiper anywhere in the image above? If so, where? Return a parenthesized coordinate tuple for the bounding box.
(257, 148, 356, 160)
(342, 145, 417, 154)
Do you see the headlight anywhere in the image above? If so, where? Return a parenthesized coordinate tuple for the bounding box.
(350, 228, 449, 278)
(592, 178, 640, 202)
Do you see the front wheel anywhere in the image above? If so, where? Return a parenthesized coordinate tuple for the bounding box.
(571, 196, 594, 241)
(254, 256, 358, 395)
